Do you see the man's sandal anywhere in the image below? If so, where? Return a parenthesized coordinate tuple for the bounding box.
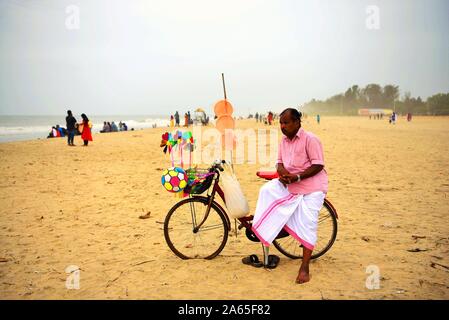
(242, 254, 264, 268)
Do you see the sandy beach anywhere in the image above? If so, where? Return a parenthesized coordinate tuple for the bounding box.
(0, 116, 448, 300)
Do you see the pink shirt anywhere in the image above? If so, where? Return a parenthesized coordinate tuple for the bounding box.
(277, 128, 328, 195)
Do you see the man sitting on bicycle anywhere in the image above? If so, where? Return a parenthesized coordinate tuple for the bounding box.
(251, 108, 328, 284)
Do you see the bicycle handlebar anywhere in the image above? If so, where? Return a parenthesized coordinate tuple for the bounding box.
(210, 159, 225, 172)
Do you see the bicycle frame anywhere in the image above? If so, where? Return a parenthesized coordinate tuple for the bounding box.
(192, 169, 255, 234)
(192, 170, 228, 232)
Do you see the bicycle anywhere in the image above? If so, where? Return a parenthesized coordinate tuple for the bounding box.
(163, 160, 338, 260)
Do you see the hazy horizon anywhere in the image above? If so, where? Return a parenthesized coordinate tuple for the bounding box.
(1, 0, 448, 116)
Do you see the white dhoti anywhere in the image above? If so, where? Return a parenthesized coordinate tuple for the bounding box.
(251, 179, 325, 250)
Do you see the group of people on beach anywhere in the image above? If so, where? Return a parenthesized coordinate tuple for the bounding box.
(47, 110, 92, 146)
(254, 111, 275, 125)
(369, 113, 384, 120)
(169, 111, 182, 127)
(100, 121, 128, 133)
(169, 110, 209, 127)
(50, 111, 138, 146)
(169, 111, 185, 127)
(368, 111, 412, 123)
(47, 125, 68, 138)
(388, 112, 413, 123)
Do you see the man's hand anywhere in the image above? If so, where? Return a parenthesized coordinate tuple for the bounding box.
(276, 163, 290, 187)
(281, 173, 299, 184)
(276, 163, 324, 188)
(276, 163, 290, 176)
(278, 175, 290, 187)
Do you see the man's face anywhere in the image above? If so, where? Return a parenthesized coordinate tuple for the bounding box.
(280, 112, 300, 137)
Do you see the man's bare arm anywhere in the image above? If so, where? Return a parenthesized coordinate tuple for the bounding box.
(298, 164, 324, 181)
(283, 164, 324, 183)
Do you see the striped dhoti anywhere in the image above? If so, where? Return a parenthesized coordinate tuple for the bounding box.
(251, 179, 325, 250)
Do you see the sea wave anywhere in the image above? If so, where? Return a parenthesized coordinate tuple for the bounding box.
(0, 125, 51, 135)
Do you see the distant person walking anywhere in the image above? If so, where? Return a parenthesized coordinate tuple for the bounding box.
(316, 114, 320, 124)
(174, 111, 180, 127)
(255, 112, 259, 123)
(267, 112, 273, 125)
(389, 112, 397, 124)
(170, 115, 174, 128)
(79, 113, 93, 146)
(407, 112, 412, 122)
(66, 110, 77, 146)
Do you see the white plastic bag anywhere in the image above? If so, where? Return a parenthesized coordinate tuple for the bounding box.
(220, 162, 250, 218)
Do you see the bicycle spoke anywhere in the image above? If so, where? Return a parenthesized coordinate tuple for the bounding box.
(318, 214, 332, 223)
(190, 201, 198, 228)
(197, 224, 225, 232)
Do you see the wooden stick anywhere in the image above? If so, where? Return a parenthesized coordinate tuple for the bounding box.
(222, 73, 227, 100)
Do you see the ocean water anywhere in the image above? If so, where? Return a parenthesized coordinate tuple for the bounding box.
(0, 115, 171, 143)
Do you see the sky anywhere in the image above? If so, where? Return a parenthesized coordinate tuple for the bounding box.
(0, 0, 448, 116)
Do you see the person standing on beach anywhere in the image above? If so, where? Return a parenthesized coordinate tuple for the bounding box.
(390, 112, 397, 124)
(66, 110, 77, 146)
(79, 113, 93, 146)
(267, 112, 273, 125)
(246, 108, 328, 284)
(174, 111, 180, 127)
(316, 114, 320, 124)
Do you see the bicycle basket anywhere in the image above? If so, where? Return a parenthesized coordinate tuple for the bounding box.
(184, 168, 215, 195)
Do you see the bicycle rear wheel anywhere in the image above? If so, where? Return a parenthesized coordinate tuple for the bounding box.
(273, 200, 338, 260)
(164, 197, 229, 259)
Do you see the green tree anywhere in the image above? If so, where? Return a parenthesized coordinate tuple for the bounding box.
(383, 84, 400, 110)
(362, 84, 383, 108)
(427, 93, 449, 115)
(303, 85, 448, 116)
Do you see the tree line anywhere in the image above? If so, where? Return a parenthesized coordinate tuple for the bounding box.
(302, 84, 449, 115)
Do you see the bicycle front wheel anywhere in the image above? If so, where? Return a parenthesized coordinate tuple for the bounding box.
(164, 197, 229, 259)
(273, 199, 338, 260)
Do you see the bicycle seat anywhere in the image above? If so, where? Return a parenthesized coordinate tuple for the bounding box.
(256, 171, 279, 180)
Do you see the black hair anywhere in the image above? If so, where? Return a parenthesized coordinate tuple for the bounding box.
(67, 110, 72, 115)
(280, 108, 302, 121)
(81, 113, 89, 122)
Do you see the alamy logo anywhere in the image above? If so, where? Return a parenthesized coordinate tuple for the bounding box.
(365, 265, 380, 289)
(65, 5, 80, 30)
(65, 265, 80, 289)
(366, 5, 380, 30)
